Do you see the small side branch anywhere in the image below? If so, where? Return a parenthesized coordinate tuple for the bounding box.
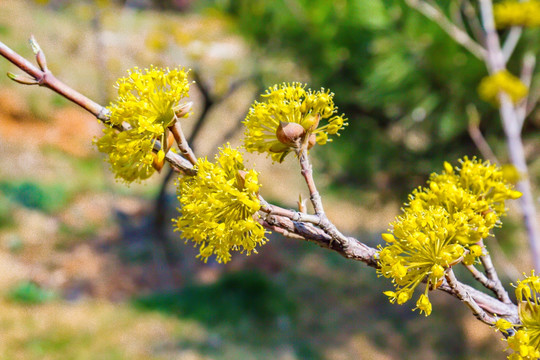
(465, 262, 511, 304)
(0, 38, 108, 121)
(517, 52, 536, 130)
(445, 269, 498, 325)
(297, 147, 352, 246)
(479, 249, 513, 303)
(259, 196, 321, 225)
(405, 0, 486, 60)
(502, 27, 522, 64)
(467, 104, 499, 164)
(170, 117, 198, 165)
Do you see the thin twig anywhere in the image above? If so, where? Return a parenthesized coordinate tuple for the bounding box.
(466, 104, 499, 164)
(0, 38, 196, 175)
(461, 0, 486, 45)
(502, 27, 523, 64)
(0, 39, 108, 121)
(517, 52, 536, 130)
(465, 262, 511, 304)
(170, 118, 198, 165)
(258, 195, 321, 225)
(445, 269, 498, 325)
(438, 280, 518, 322)
(485, 236, 522, 280)
(405, 0, 486, 60)
(297, 147, 352, 246)
(478, 248, 513, 304)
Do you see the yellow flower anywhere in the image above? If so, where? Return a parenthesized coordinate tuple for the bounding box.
(378, 206, 466, 314)
(501, 271, 540, 359)
(478, 70, 528, 106)
(494, 0, 540, 29)
(243, 82, 348, 162)
(495, 318, 515, 335)
(415, 293, 433, 316)
(174, 145, 268, 263)
(378, 157, 521, 315)
(95, 66, 191, 183)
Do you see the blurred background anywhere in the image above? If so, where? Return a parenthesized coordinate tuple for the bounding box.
(0, 0, 538, 358)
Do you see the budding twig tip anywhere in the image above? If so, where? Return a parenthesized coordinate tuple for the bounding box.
(29, 35, 40, 55)
(7, 72, 38, 85)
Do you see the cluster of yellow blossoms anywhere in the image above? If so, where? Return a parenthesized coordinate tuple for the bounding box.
(243, 82, 348, 162)
(378, 157, 521, 316)
(494, 0, 540, 29)
(95, 66, 190, 183)
(495, 272, 540, 360)
(174, 145, 267, 264)
(478, 70, 528, 106)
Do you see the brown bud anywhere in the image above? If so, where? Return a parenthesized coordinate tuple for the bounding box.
(236, 170, 247, 188)
(174, 102, 193, 118)
(152, 151, 165, 172)
(307, 133, 317, 149)
(430, 278, 444, 290)
(166, 130, 175, 153)
(276, 121, 305, 146)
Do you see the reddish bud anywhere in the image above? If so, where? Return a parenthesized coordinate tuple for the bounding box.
(276, 121, 305, 146)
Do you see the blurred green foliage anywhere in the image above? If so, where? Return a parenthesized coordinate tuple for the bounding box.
(8, 281, 58, 304)
(134, 270, 295, 334)
(199, 0, 539, 193)
(0, 193, 14, 228)
(0, 180, 69, 213)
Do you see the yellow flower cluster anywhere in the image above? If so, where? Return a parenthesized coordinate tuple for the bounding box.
(494, 0, 540, 29)
(174, 145, 267, 263)
(95, 66, 190, 183)
(378, 157, 521, 316)
(243, 82, 348, 162)
(478, 70, 528, 106)
(498, 271, 540, 360)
